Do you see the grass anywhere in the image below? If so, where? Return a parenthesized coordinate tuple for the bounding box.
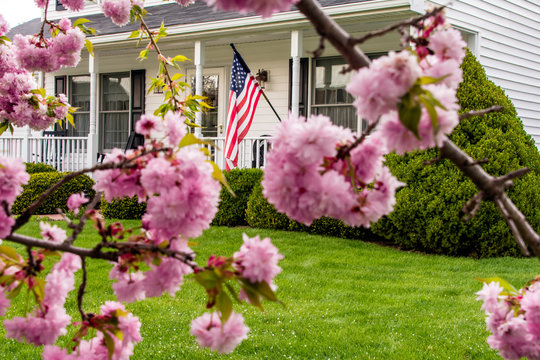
(1, 220, 539, 359)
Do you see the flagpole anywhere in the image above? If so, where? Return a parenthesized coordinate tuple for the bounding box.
(230, 43, 282, 122)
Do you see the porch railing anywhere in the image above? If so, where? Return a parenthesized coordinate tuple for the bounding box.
(0, 135, 89, 172)
(0, 134, 270, 172)
(201, 136, 271, 170)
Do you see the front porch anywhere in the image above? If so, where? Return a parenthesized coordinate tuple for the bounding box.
(0, 134, 270, 172)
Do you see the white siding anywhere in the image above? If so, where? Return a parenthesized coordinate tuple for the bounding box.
(430, 0, 540, 148)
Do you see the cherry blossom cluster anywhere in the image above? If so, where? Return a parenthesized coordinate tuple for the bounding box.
(347, 17, 466, 154)
(0, 156, 30, 239)
(4, 253, 80, 345)
(477, 280, 540, 359)
(204, 0, 300, 18)
(190, 234, 282, 353)
(0, 17, 73, 130)
(263, 113, 404, 227)
(42, 301, 142, 360)
(12, 18, 85, 72)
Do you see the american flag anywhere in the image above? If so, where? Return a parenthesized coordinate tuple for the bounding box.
(224, 51, 262, 171)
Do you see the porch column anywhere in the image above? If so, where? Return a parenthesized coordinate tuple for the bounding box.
(194, 41, 205, 137)
(291, 30, 303, 117)
(87, 52, 99, 167)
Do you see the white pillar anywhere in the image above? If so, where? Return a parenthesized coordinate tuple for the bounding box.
(87, 52, 99, 167)
(194, 41, 205, 137)
(291, 30, 303, 117)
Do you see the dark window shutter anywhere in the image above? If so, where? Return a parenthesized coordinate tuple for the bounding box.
(130, 70, 145, 131)
(288, 57, 308, 116)
(54, 76, 67, 96)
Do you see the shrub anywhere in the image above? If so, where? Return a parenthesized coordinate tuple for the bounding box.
(372, 50, 540, 257)
(246, 182, 379, 241)
(101, 196, 147, 220)
(25, 163, 57, 174)
(12, 172, 95, 215)
(212, 168, 263, 226)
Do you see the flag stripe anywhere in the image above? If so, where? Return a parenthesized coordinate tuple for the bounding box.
(224, 52, 263, 171)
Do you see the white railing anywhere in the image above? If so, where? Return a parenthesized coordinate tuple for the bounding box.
(28, 136, 89, 172)
(0, 136, 25, 158)
(201, 136, 271, 170)
(0, 133, 269, 172)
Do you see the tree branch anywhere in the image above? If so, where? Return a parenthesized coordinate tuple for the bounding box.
(77, 256, 88, 321)
(459, 105, 504, 121)
(296, 0, 540, 258)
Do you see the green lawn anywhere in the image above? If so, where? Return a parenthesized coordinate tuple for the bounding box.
(2, 220, 539, 359)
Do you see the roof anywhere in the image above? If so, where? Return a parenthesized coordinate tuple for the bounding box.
(9, 0, 371, 38)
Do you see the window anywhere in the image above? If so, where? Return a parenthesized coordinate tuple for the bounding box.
(56, 0, 66, 11)
(99, 70, 145, 151)
(311, 57, 358, 131)
(100, 73, 130, 151)
(69, 76, 91, 137)
(191, 74, 219, 137)
(54, 75, 90, 137)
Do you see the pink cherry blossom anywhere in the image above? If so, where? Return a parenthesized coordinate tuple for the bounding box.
(67, 192, 88, 215)
(190, 311, 249, 354)
(163, 111, 187, 147)
(34, 0, 47, 8)
(135, 114, 161, 138)
(0, 207, 15, 239)
(204, 0, 299, 18)
(176, 0, 194, 6)
(476, 282, 504, 313)
(140, 157, 177, 195)
(0, 287, 10, 316)
(0, 15, 9, 36)
(429, 28, 467, 62)
(101, 0, 132, 26)
(234, 234, 283, 284)
(59, 0, 85, 11)
(0, 156, 30, 203)
(142, 257, 191, 297)
(110, 267, 146, 303)
(40, 222, 67, 244)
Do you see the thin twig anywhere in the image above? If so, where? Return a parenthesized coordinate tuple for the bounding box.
(348, 6, 446, 45)
(459, 106, 504, 121)
(336, 120, 379, 159)
(77, 257, 88, 320)
(423, 155, 442, 166)
(64, 192, 103, 246)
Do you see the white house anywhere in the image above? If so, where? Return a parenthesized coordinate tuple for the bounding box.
(2, 0, 539, 171)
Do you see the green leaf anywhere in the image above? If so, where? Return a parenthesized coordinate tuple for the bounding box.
(171, 73, 183, 81)
(73, 18, 91, 27)
(418, 95, 439, 135)
(194, 269, 219, 290)
(477, 277, 518, 294)
(217, 291, 233, 323)
(33, 278, 46, 303)
(398, 101, 422, 139)
(138, 49, 149, 60)
(172, 55, 188, 63)
(0, 245, 20, 261)
(208, 160, 234, 195)
(178, 133, 213, 148)
(103, 332, 116, 360)
(7, 282, 23, 300)
(419, 74, 449, 85)
(66, 113, 75, 128)
(0, 121, 8, 136)
(225, 283, 241, 303)
(128, 30, 140, 39)
(241, 284, 264, 311)
(255, 281, 279, 302)
(85, 39, 94, 57)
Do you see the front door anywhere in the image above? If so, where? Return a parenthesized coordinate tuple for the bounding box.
(189, 68, 226, 138)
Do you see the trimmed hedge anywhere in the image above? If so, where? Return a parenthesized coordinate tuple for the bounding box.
(246, 182, 378, 241)
(371, 50, 540, 257)
(25, 163, 57, 174)
(212, 168, 263, 226)
(12, 172, 95, 215)
(101, 196, 147, 220)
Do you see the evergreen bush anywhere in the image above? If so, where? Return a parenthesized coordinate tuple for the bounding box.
(25, 163, 57, 174)
(12, 172, 95, 215)
(212, 168, 263, 226)
(101, 196, 147, 220)
(372, 50, 540, 257)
